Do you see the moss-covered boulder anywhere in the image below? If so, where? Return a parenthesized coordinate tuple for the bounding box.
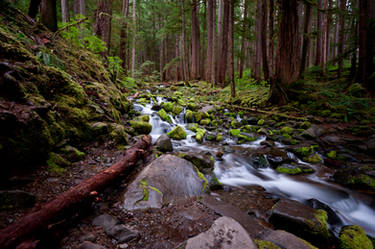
(200, 118, 211, 126)
(158, 109, 172, 123)
(130, 121, 152, 135)
(216, 133, 223, 142)
(162, 102, 174, 112)
(196, 128, 206, 143)
(172, 105, 183, 115)
(276, 164, 314, 175)
(167, 126, 187, 140)
(61, 145, 85, 162)
(180, 152, 214, 173)
(186, 110, 194, 122)
(257, 119, 265, 125)
(194, 111, 207, 122)
(138, 115, 150, 122)
(269, 199, 332, 247)
(109, 123, 129, 144)
(339, 225, 373, 249)
(280, 126, 293, 135)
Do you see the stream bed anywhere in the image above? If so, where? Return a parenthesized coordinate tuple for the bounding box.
(133, 98, 375, 237)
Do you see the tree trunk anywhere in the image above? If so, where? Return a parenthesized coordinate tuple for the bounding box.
(120, 0, 129, 71)
(211, 0, 216, 85)
(131, 0, 136, 77)
(216, 0, 223, 81)
(79, 0, 86, 16)
(205, 0, 213, 81)
(61, 0, 70, 23)
(315, 0, 322, 66)
(300, 1, 313, 76)
(337, 0, 346, 77)
(254, 0, 262, 80)
(94, 0, 113, 54)
(28, 0, 40, 19)
(40, 0, 57, 32)
(217, 0, 229, 86)
(239, 0, 248, 79)
(229, 0, 235, 97)
(261, 0, 269, 80)
(269, 0, 301, 105)
(0, 136, 152, 249)
(358, 0, 375, 92)
(268, 0, 275, 78)
(321, 0, 328, 76)
(73, 0, 80, 16)
(200, 0, 207, 78)
(191, 0, 200, 79)
(226, 0, 233, 84)
(181, 0, 188, 81)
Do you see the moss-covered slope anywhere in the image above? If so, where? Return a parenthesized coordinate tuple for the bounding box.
(0, 2, 131, 174)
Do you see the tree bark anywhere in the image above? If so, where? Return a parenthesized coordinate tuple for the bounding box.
(229, 0, 235, 97)
(337, 0, 346, 77)
(79, 0, 86, 16)
(181, 0, 188, 81)
(131, 0, 136, 77)
(217, 0, 229, 86)
(120, 0, 130, 71)
(269, 0, 301, 105)
(40, 0, 57, 32)
(358, 0, 375, 92)
(254, 0, 262, 80)
(300, 1, 313, 76)
(61, 0, 70, 23)
(226, 0, 233, 84)
(268, 0, 275, 78)
(321, 0, 328, 76)
(211, 0, 216, 85)
(261, 0, 269, 80)
(191, 0, 200, 79)
(315, 0, 322, 66)
(0, 136, 152, 249)
(239, 0, 248, 79)
(205, 0, 213, 81)
(28, 0, 40, 19)
(200, 0, 207, 78)
(94, 0, 113, 54)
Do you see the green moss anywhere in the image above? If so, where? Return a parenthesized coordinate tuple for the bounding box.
(163, 102, 174, 112)
(339, 225, 373, 249)
(300, 121, 312, 129)
(327, 151, 337, 159)
(187, 123, 199, 132)
(47, 152, 69, 174)
(149, 186, 162, 195)
(139, 115, 150, 122)
(310, 209, 331, 240)
(187, 102, 197, 110)
(158, 108, 172, 123)
(200, 118, 211, 126)
(297, 147, 314, 157)
(276, 166, 302, 175)
(257, 119, 265, 125)
(61, 145, 85, 162)
(352, 174, 375, 189)
(167, 126, 187, 140)
(138, 179, 149, 202)
(130, 120, 152, 135)
(306, 154, 322, 163)
(194, 111, 206, 122)
(280, 126, 293, 134)
(216, 133, 223, 142)
(230, 129, 241, 137)
(194, 166, 208, 191)
(186, 110, 194, 122)
(173, 105, 183, 115)
(254, 240, 281, 249)
(196, 128, 206, 143)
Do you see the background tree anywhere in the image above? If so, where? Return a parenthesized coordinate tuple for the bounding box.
(40, 0, 57, 31)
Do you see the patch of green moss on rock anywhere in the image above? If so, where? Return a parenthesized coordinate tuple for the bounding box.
(172, 105, 183, 115)
(254, 240, 281, 249)
(339, 225, 373, 249)
(158, 109, 172, 123)
(187, 123, 199, 132)
(310, 209, 331, 240)
(276, 166, 302, 175)
(280, 126, 293, 134)
(167, 126, 187, 140)
(139, 115, 150, 122)
(200, 118, 211, 126)
(163, 102, 174, 112)
(300, 121, 312, 129)
(130, 120, 152, 135)
(327, 151, 337, 159)
(186, 110, 194, 122)
(194, 111, 207, 122)
(230, 129, 241, 137)
(257, 119, 265, 125)
(306, 154, 322, 164)
(196, 128, 205, 143)
(216, 133, 223, 142)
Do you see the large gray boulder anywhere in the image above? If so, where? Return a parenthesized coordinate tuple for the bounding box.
(155, 134, 173, 152)
(261, 230, 316, 249)
(185, 216, 256, 249)
(122, 154, 206, 210)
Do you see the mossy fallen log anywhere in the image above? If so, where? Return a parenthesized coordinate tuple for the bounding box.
(0, 135, 152, 249)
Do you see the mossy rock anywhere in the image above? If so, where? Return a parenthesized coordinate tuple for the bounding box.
(172, 105, 183, 115)
(254, 240, 281, 249)
(130, 120, 152, 135)
(162, 102, 174, 112)
(138, 115, 150, 122)
(167, 126, 187, 140)
(229, 129, 241, 137)
(158, 109, 172, 123)
(280, 126, 293, 134)
(300, 121, 312, 129)
(194, 111, 207, 122)
(306, 154, 322, 164)
(186, 110, 194, 122)
(339, 225, 373, 249)
(257, 119, 265, 125)
(109, 123, 129, 144)
(61, 145, 85, 162)
(196, 128, 205, 143)
(216, 133, 223, 142)
(200, 118, 211, 126)
(276, 164, 314, 175)
(327, 151, 337, 159)
(187, 102, 197, 110)
(187, 123, 199, 132)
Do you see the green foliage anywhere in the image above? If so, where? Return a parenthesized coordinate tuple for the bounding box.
(60, 16, 107, 54)
(36, 50, 65, 70)
(107, 56, 123, 82)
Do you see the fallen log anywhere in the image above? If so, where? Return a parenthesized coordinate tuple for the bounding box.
(0, 135, 152, 249)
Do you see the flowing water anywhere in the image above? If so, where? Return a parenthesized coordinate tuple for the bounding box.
(134, 99, 375, 237)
